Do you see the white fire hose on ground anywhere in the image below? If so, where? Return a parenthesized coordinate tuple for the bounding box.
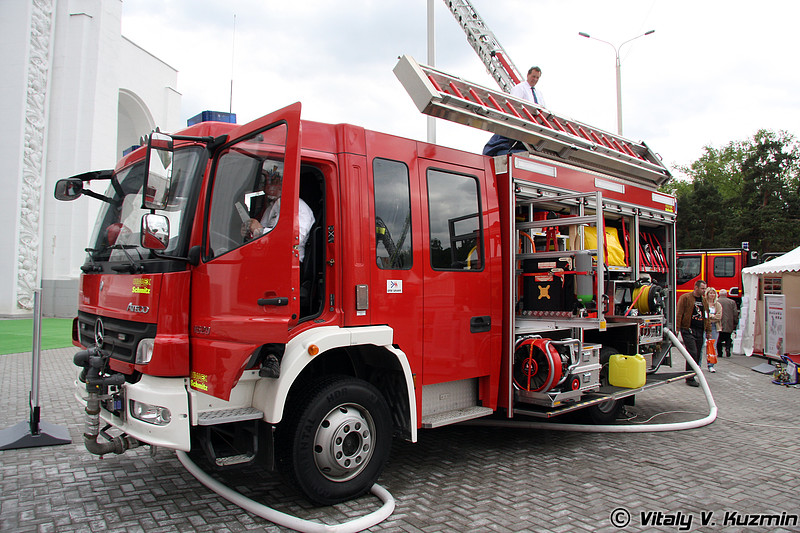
(176, 450, 395, 533)
(177, 328, 714, 531)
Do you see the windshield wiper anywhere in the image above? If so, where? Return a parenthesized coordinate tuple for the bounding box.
(81, 248, 104, 273)
(109, 245, 145, 273)
(147, 246, 201, 266)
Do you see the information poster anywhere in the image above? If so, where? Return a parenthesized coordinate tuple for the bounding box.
(764, 294, 786, 357)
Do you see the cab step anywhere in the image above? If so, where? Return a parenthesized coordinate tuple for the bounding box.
(421, 406, 493, 429)
(196, 410, 261, 469)
(197, 407, 263, 426)
(215, 453, 256, 467)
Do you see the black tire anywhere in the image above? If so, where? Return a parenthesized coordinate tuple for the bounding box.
(282, 375, 392, 505)
(597, 345, 617, 383)
(583, 346, 624, 424)
(584, 398, 624, 424)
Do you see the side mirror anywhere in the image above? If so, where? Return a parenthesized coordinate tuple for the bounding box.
(54, 178, 84, 201)
(143, 132, 174, 210)
(141, 213, 170, 250)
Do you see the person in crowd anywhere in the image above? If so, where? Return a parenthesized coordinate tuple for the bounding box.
(717, 289, 739, 358)
(705, 287, 722, 372)
(676, 280, 710, 386)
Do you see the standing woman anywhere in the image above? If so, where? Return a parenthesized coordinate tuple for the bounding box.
(705, 287, 722, 373)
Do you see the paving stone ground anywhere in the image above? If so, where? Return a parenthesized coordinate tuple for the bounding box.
(2, 347, 799, 532)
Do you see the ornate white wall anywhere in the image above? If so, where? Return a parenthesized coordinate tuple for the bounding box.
(0, 0, 181, 317)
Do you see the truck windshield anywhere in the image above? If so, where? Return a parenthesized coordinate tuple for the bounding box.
(87, 146, 205, 263)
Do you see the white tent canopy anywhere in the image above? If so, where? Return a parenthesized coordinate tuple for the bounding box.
(739, 245, 800, 356)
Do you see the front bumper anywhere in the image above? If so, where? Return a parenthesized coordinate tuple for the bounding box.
(75, 373, 191, 451)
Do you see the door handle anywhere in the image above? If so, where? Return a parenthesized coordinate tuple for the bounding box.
(470, 315, 491, 333)
(258, 297, 289, 306)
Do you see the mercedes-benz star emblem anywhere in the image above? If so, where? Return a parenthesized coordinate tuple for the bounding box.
(94, 318, 105, 347)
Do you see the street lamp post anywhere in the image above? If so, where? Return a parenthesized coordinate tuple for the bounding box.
(578, 30, 655, 136)
(427, 0, 436, 144)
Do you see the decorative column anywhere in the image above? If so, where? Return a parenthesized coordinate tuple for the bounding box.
(17, 0, 56, 311)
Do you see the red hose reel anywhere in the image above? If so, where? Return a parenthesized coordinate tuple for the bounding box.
(512, 337, 569, 392)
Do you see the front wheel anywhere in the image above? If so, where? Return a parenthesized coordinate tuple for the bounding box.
(282, 375, 392, 505)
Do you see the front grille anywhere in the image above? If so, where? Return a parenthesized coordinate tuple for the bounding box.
(77, 311, 157, 363)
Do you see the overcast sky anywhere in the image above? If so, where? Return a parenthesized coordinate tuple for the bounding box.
(121, 0, 800, 180)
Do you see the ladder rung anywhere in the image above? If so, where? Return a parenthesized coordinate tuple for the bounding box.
(468, 87, 486, 106)
(506, 102, 522, 118)
(565, 122, 580, 137)
(448, 81, 465, 99)
(427, 75, 443, 92)
(550, 116, 567, 133)
(487, 94, 505, 113)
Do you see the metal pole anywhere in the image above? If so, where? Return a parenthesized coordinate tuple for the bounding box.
(0, 287, 70, 449)
(229, 14, 236, 114)
(30, 288, 43, 435)
(578, 30, 655, 137)
(426, 0, 436, 144)
(615, 53, 623, 136)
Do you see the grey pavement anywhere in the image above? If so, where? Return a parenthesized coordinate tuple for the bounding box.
(2, 347, 800, 532)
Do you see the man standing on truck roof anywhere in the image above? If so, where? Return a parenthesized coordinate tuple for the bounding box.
(676, 280, 711, 387)
(483, 66, 547, 156)
(511, 66, 546, 107)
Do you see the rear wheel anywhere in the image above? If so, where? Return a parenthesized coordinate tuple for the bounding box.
(585, 398, 624, 424)
(282, 375, 392, 505)
(583, 346, 625, 424)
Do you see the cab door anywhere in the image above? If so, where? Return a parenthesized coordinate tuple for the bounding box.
(676, 253, 703, 300)
(190, 103, 302, 400)
(418, 159, 496, 385)
(367, 136, 425, 381)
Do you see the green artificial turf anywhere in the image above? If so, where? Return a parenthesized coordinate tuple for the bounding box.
(0, 318, 75, 355)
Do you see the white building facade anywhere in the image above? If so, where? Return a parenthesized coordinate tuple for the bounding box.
(1, 0, 181, 317)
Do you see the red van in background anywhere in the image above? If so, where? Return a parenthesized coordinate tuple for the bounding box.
(676, 248, 759, 304)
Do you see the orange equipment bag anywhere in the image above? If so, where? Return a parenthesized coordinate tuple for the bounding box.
(706, 339, 718, 364)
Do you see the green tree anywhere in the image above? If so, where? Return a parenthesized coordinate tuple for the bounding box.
(663, 130, 800, 254)
(739, 130, 800, 252)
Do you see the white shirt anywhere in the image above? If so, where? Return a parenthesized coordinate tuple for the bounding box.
(259, 198, 315, 262)
(511, 81, 546, 108)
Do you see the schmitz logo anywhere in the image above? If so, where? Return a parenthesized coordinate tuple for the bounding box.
(132, 278, 151, 294)
(127, 303, 150, 314)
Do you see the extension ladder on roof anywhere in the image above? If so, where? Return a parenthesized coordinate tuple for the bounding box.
(393, 55, 672, 188)
(443, 0, 522, 93)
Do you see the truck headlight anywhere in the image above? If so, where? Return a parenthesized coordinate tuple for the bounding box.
(130, 400, 171, 426)
(135, 338, 155, 365)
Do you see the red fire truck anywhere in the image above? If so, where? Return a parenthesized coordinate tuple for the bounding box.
(56, 56, 690, 505)
(676, 248, 758, 304)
